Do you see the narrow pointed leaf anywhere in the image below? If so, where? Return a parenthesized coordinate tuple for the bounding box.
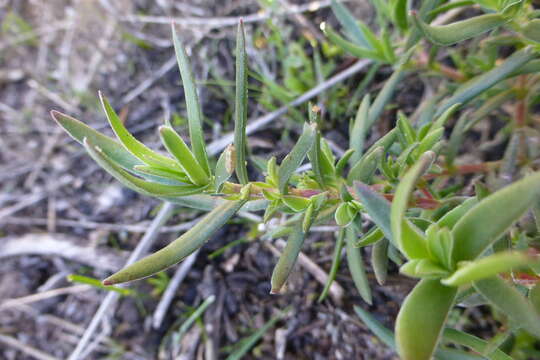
(390, 151, 435, 258)
(172, 24, 210, 175)
(452, 172, 540, 262)
(322, 24, 386, 62)
(393, 0, 409, 31)
(307, 104, 326, 188)
(354, 305, 396, 350)
(278, 123, 316, 193)
(474, 276, 540, 337)
(368, 66, 406, 128)
(83, 138, 207, 197)
(234, 21, 249, 184)
(412, 12, 508, 46)
(436, 197, 477, 229)
(372, 238, 389, 285)
(133, 165, 190, 184)
(443, 329, 513, 360)
(215, 144, 236, 191)
(330, 0, 372, 48)
(319, 228, 346, 302)
(159, 126, 209, 185)
(396, 279, 458, 360)
(346, 227, 372, 304)
(352, 182, 393, 243)
(442, 251, 532, 286)
(436, 47, 535, 117)
(270, 225, 305, 293)
(50, 110, 141, 169)
(350, 94, 370, 164)
(348, 146, 383, 183)
(99, 93, 180, 170)
(103, 190, 249, 285)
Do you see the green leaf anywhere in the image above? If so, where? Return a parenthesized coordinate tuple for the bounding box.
(443, 328, 513, 360)
(215, 144, 236, 191)
(159, 126, 209, 185)
(83, 138, 207, 197)
(529, 283, 540, 314)
(330, 0, 372, 48)
(50, 110, 142, 170)
(319, 228, 346, 302)
(346, 226, 372, 304)
(474, 276, 540, 337)
(442, 251, 532, 286)
(132, 165, 190, 185)
(354, 305, 396, 350)
(372, 238, 389, 285)
(234, 21, 249, 184)
(522, 19, 540, 43)
(103, 186, 250, 285)
(282, 195, 310, 212)
(307, 104, 327, 188)
(393, 0, 409, 31)
(350, 94, 371, 164)
(278, 123, 316, 193)
(436, 47, 535, 117)
(436, 197, 477, 229)
(335, 149, 355, 177)
(368, 66, 406, 128)
(390, 152, 435, 258)
(99, 92, 180, 171)
(335, 202, 355, 226)
(452, 171, 540, 262)
(348, 146, 383, 183)
(412, 12, 508, 46)
(351, 182, 393, 244)
(356, 227, 384, 247)
(322, 24, 386, 62)
(270, 225, 305, 293)
(427, 225, 454, 271)
(172, 24, 210, 175)
(396, 279, 458, 360)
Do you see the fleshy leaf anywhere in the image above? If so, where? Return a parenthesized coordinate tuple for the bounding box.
(390, 152, 435, 258)
(322, 24, 386, 62)
(372, 238, 389, 285)
(411, 11, 508, 46)
(351, 182, 393, 243)
(50, 110, 141, 170)
(452, 171, 540, 262)
(278, 122, 316, 193)
(330, 0, 372, 48)
(349, 94, 371, 165)
(346, 226, 372, 304)
(436, 46, 535, 117)
(215, 144, 236, 192)
(103, 187, 250, 285)
(234, 21, 249, 184)
(172, 24, 210, 175)
(83, 138, 207, 197)
(99, 92, 181, 171)
(270, 225, 305, 293)
(159, 126, 209, 186)
(474, 276, 540, 337)
(396, 279, 458, 360)
(443, 328, 513, 360)
(442, 251, 532, 286)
